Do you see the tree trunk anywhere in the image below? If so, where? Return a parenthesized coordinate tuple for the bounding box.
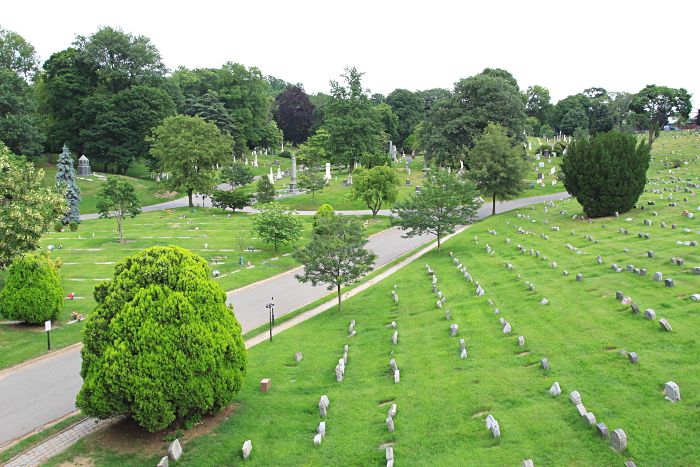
(648, 128, 655, 149)
(117, 216, 123, 243)
(492, 193, 497, 216)
(337, 283, 342, 311)
(188, 188, 193, 207)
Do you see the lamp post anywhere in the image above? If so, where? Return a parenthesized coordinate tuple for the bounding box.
(265, 297, 275, 342)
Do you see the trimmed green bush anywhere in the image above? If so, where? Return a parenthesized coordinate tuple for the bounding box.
(313, 203, 335, 235)
(0, 253, 63, 324)
(76, 246, 247, 432)
(561, 130, 650, 217)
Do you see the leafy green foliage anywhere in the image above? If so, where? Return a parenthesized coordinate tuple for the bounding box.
(298, 170, 326, 199)
(253, 202, 303, 251)
(420, 69, 526, 167)
(0, 67, 44, 156)
(374, 103, 399, 144)
(183, 91, 235, 136)
(148, 115, 232, 207)
(95, 176, 141, 243)
(55, 144, 81, 224)
(297, 128, 329, 168)
(294, 215, 376, 310)
(467, 123, 528, 214)
(386, 89, 424, 149)
(255, 177, 276, 204)
(0, 145, 65, 268)
(0, 26, 40, 80)
(211, 188, 252, 211)
(351, 165, 400, 216)
(0, 252, 63, 323)
(324, 67, 385, 168)
(561, 131, 651, 217)
(220, 162, 254, 187)
(525, 85, 552, 124)
(392, 169, 478, 249)
(630, 84, 692, 147)
(359, 151, 391, 169)
(76, 246, 247, 432)
(171, 63, 271, 155)
(273, 86, 315, 145)
(312, 204, 335, 234)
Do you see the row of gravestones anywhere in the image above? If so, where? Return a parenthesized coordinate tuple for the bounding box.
(457, 242, 649, 464)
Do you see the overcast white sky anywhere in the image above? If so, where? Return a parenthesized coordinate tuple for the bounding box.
(4, 0, 699, 109)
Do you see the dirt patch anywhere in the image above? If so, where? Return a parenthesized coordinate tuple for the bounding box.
(156, 191, 177, 199)
(90, 403, 239, 454)
(471, 410, 487, 418)
(57, 455, 95, 467)
(517, 351, 531, 357)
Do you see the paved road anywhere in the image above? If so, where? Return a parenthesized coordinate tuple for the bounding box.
(3, 192, 569, 447)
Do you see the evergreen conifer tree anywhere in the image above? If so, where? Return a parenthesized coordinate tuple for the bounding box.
(55, 144, 81, 225)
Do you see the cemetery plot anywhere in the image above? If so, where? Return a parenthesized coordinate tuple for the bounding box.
(0, 208, 390, 370)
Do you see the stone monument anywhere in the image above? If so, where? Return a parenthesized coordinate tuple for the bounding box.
(77, 155, 91, 176)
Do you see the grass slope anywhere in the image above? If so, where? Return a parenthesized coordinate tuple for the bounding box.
(46, 131, 700, 465)
(0, 208, 390, 370)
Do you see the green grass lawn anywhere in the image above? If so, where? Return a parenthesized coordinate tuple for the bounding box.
(277, 156, 426, 212)
(35, 155, 184, 214)
(0, 208, 391, 370)
(44, 132, 700, 465)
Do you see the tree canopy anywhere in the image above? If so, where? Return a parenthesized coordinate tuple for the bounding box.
(466, 123, 527, 215)
(96, 176, 141, 243)
(55, 144, 81, 225)
(561, 130, 651, 217)
(77, 246, 247, 432)
(630, 84, 692, 147)
(273, 86, 315, 145)
(392, 169, 479, 249)
(386, 89, 424, 149)
(253, 202, 303, 252)
(323, 67, 385, 169)
(0, 144, 65, 268)
(351, 165, 400, 216)
(148, 115, 232, 206)
(0, 252, 63, 323)
(294, 214, 376, 310)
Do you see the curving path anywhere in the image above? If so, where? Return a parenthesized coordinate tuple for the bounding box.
(3, 192, 570, 448)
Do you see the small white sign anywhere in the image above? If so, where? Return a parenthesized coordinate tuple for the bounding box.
(44, 320, 52, 332)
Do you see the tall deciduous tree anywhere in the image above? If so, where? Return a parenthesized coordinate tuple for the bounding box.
(294, 215, 376, 310)
(96, 176, 141, 243)
(420, 69, 526, 167)
(253, 202, 303, 252)
(297, 128, 329, 168)
(256, 176, 276, 204)
(351, 165, 400, 216)
(273, 86, 315, 145)
(466, 123, 528, 215)
(77, 246, 247, 432)
(630, 84, 692, 148)
(561, 131, 650, 218)
(525, 85, 552, 124)
(148, 115, 232, 207)
(0, 145, 65, 268)
(392, 169, 478, 250)
(386, 89, 424, 148)
(55, 144, 81, 225)
(374, 103, 399, 144)
(298, 170, 326, 199)
(324, 67, 384, 170)
(0, 68, 44, 155)
(0, 26, 40, 80)
(220, 162, 254, 187)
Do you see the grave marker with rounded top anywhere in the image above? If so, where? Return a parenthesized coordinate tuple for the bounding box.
(664, 381, 681, 402)
(450, 324, 459, 336)
(518, 336, 525, 347)
(595, 423, 609, 439)
(611, 429, 627, 452)
(522, 460, 534, 467)
(659, 318, 673, 331)
(318, 421, 326, 438)
(313, 433, 322, 445)
(570, 391, 581, 405)
(294, 352, 303, 362)
(628, 352, 638, 363)
(541, 358, 549, 370)
(583, 412, 596, 425)
(644, 309, 656, 320)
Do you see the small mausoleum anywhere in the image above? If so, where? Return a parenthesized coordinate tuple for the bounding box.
(77, 155, 91, 176)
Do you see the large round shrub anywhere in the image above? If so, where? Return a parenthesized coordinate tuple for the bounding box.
(561, 131, 650, 218)
(0, 253, 63, 324)
(76, 246, 247, 432)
